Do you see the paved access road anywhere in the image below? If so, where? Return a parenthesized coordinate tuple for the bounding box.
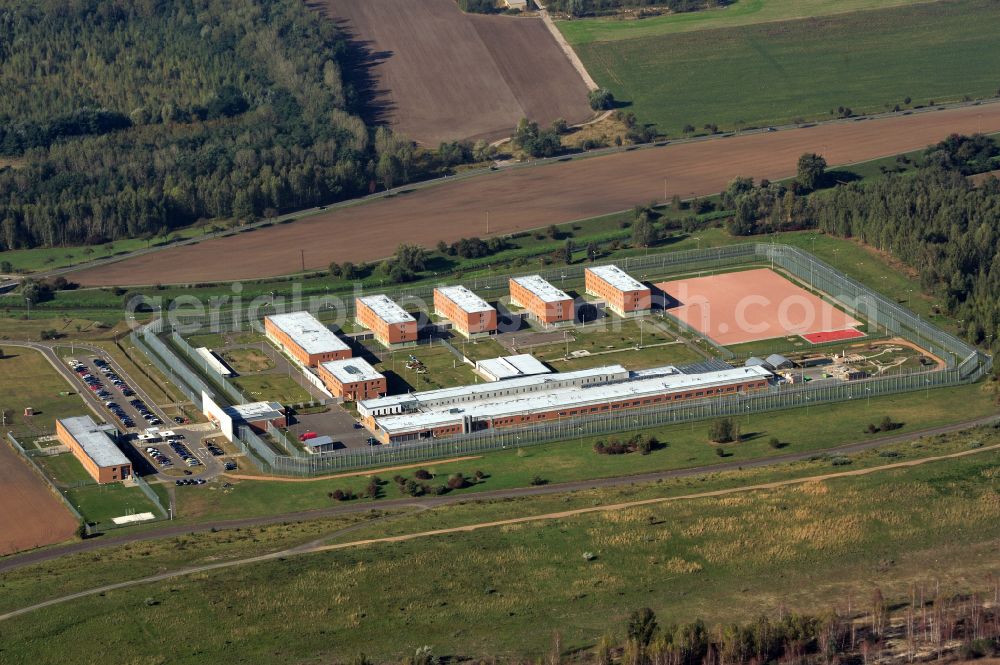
(1, 413, 996, 575)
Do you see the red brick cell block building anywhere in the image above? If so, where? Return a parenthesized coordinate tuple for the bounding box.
(509, 275, 574, 326)
(264, 311, 351, 367)
(355, 295, 418, 347)
(434, 285, 497, 338)
(585, 264, 652, 317)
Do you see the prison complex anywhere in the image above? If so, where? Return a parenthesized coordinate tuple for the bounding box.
(358, 364, 772, 443)
(264, 311, 351, 367)
(355, 295, 418, 347)
(508, 275, 574, 326)
(434, 285, 497, 338)
(56, 415, 132, 484)
(319, 357, 387, 401)
(585, 264, 652, 316)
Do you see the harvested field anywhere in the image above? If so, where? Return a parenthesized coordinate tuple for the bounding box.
(72, 103, 1000, 286)
(0, 443, 78, 556)
(657, 268, 861, 346)
(319, 0, 591, 144)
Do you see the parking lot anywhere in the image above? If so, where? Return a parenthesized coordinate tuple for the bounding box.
(66, 356, 171, 432)
(286, 405, 375, 451)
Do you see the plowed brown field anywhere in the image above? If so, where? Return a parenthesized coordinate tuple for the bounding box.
(0, 443, 78, 556)
(320, 0, 592, 144)
(73, 103, 1000, 286)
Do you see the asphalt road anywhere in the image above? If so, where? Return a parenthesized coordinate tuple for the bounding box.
(1, 412, 996, 575)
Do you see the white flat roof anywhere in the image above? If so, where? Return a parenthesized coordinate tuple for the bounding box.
(476, 354, 551, 381)
(511, 275, 571, 303)
(266, 311, 350, 355)
(195, 347, 233, 377)
(360, 365, 627, 413)
(436, 285, 494, 314)
(321, 357, 384, 384)
(587, 264, 648, 293)
(60, 415, 129, 468)
(225, 401, 284, 422)
(373, 365, 772, 434)
(358, 295, 416, 325)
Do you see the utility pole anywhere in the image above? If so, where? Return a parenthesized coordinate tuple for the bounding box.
(485, 210, 490, 235)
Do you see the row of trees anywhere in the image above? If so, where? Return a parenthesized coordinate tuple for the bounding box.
(549, 0, 720, 18)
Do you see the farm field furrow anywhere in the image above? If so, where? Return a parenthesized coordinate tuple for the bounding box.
(72, 103, 1000, 285)
(319, 0, 591, 145)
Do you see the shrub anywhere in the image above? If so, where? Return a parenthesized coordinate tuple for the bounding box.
(414, 469, 432, 480)
(403, 479, 425, 497)
(708, 418, 739, 443)
(474, 470, 486, 481)
(831, 456, 853, 466)
(530, 475, 547, 486)
(447, 473, 469, 490)
(588, 88, 615, 111)
(768, 437, 781, 449)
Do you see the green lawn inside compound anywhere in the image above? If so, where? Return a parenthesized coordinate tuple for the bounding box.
(6, 427, 998, 663)
(231, 374, 313, 406)
(174, 381, 996, 522)
(64, 483, 158, 525)
(570, 0, 1000, 134)
(33, 453, 95, 487)
(370, 342, 478, 392)
(557, 0, 929, 44)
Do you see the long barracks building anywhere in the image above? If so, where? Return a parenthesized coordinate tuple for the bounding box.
(358, 364, 772, 444)
(585, 264, 652, 317)
(264, 311, 351, 367)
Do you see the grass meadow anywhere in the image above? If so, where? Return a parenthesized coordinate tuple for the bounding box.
(571, 0, 1000, 134)
(172, 381, 997, 521)
(1, 426, 996, 663)
(0, 348, 87, 438)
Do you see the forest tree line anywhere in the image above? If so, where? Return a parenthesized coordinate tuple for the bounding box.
(0, 0, 432, 251)
(720, 134, 999, 351)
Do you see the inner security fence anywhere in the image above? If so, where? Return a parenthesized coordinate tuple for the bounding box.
(132, 244, 992, 476)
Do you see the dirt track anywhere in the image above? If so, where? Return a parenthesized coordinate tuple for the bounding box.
(320, 0, 592, 144)
(3, 440, 998, 622)
(74, 103, 1000, 286)
(0, 443, 78, 556)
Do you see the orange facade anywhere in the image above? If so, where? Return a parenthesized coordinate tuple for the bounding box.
(56, 419, 131, 484)
(355, 298, 418, 346)
(433, 289, 497, 337)
(508, 279, 574, 325)
(264, 317, 351, 367)
(585, 269, 652, 316)
(318, 366, 387, 401)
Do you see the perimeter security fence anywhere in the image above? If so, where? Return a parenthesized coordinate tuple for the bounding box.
(132, 244, 992, 475)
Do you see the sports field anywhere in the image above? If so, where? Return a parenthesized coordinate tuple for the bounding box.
(569, 0, 1000, 133)
(319, 0, 591, 144)
(70, 104, 1000, 285)
(657, 268, 861, 345)
(0, 442, 79, 556)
